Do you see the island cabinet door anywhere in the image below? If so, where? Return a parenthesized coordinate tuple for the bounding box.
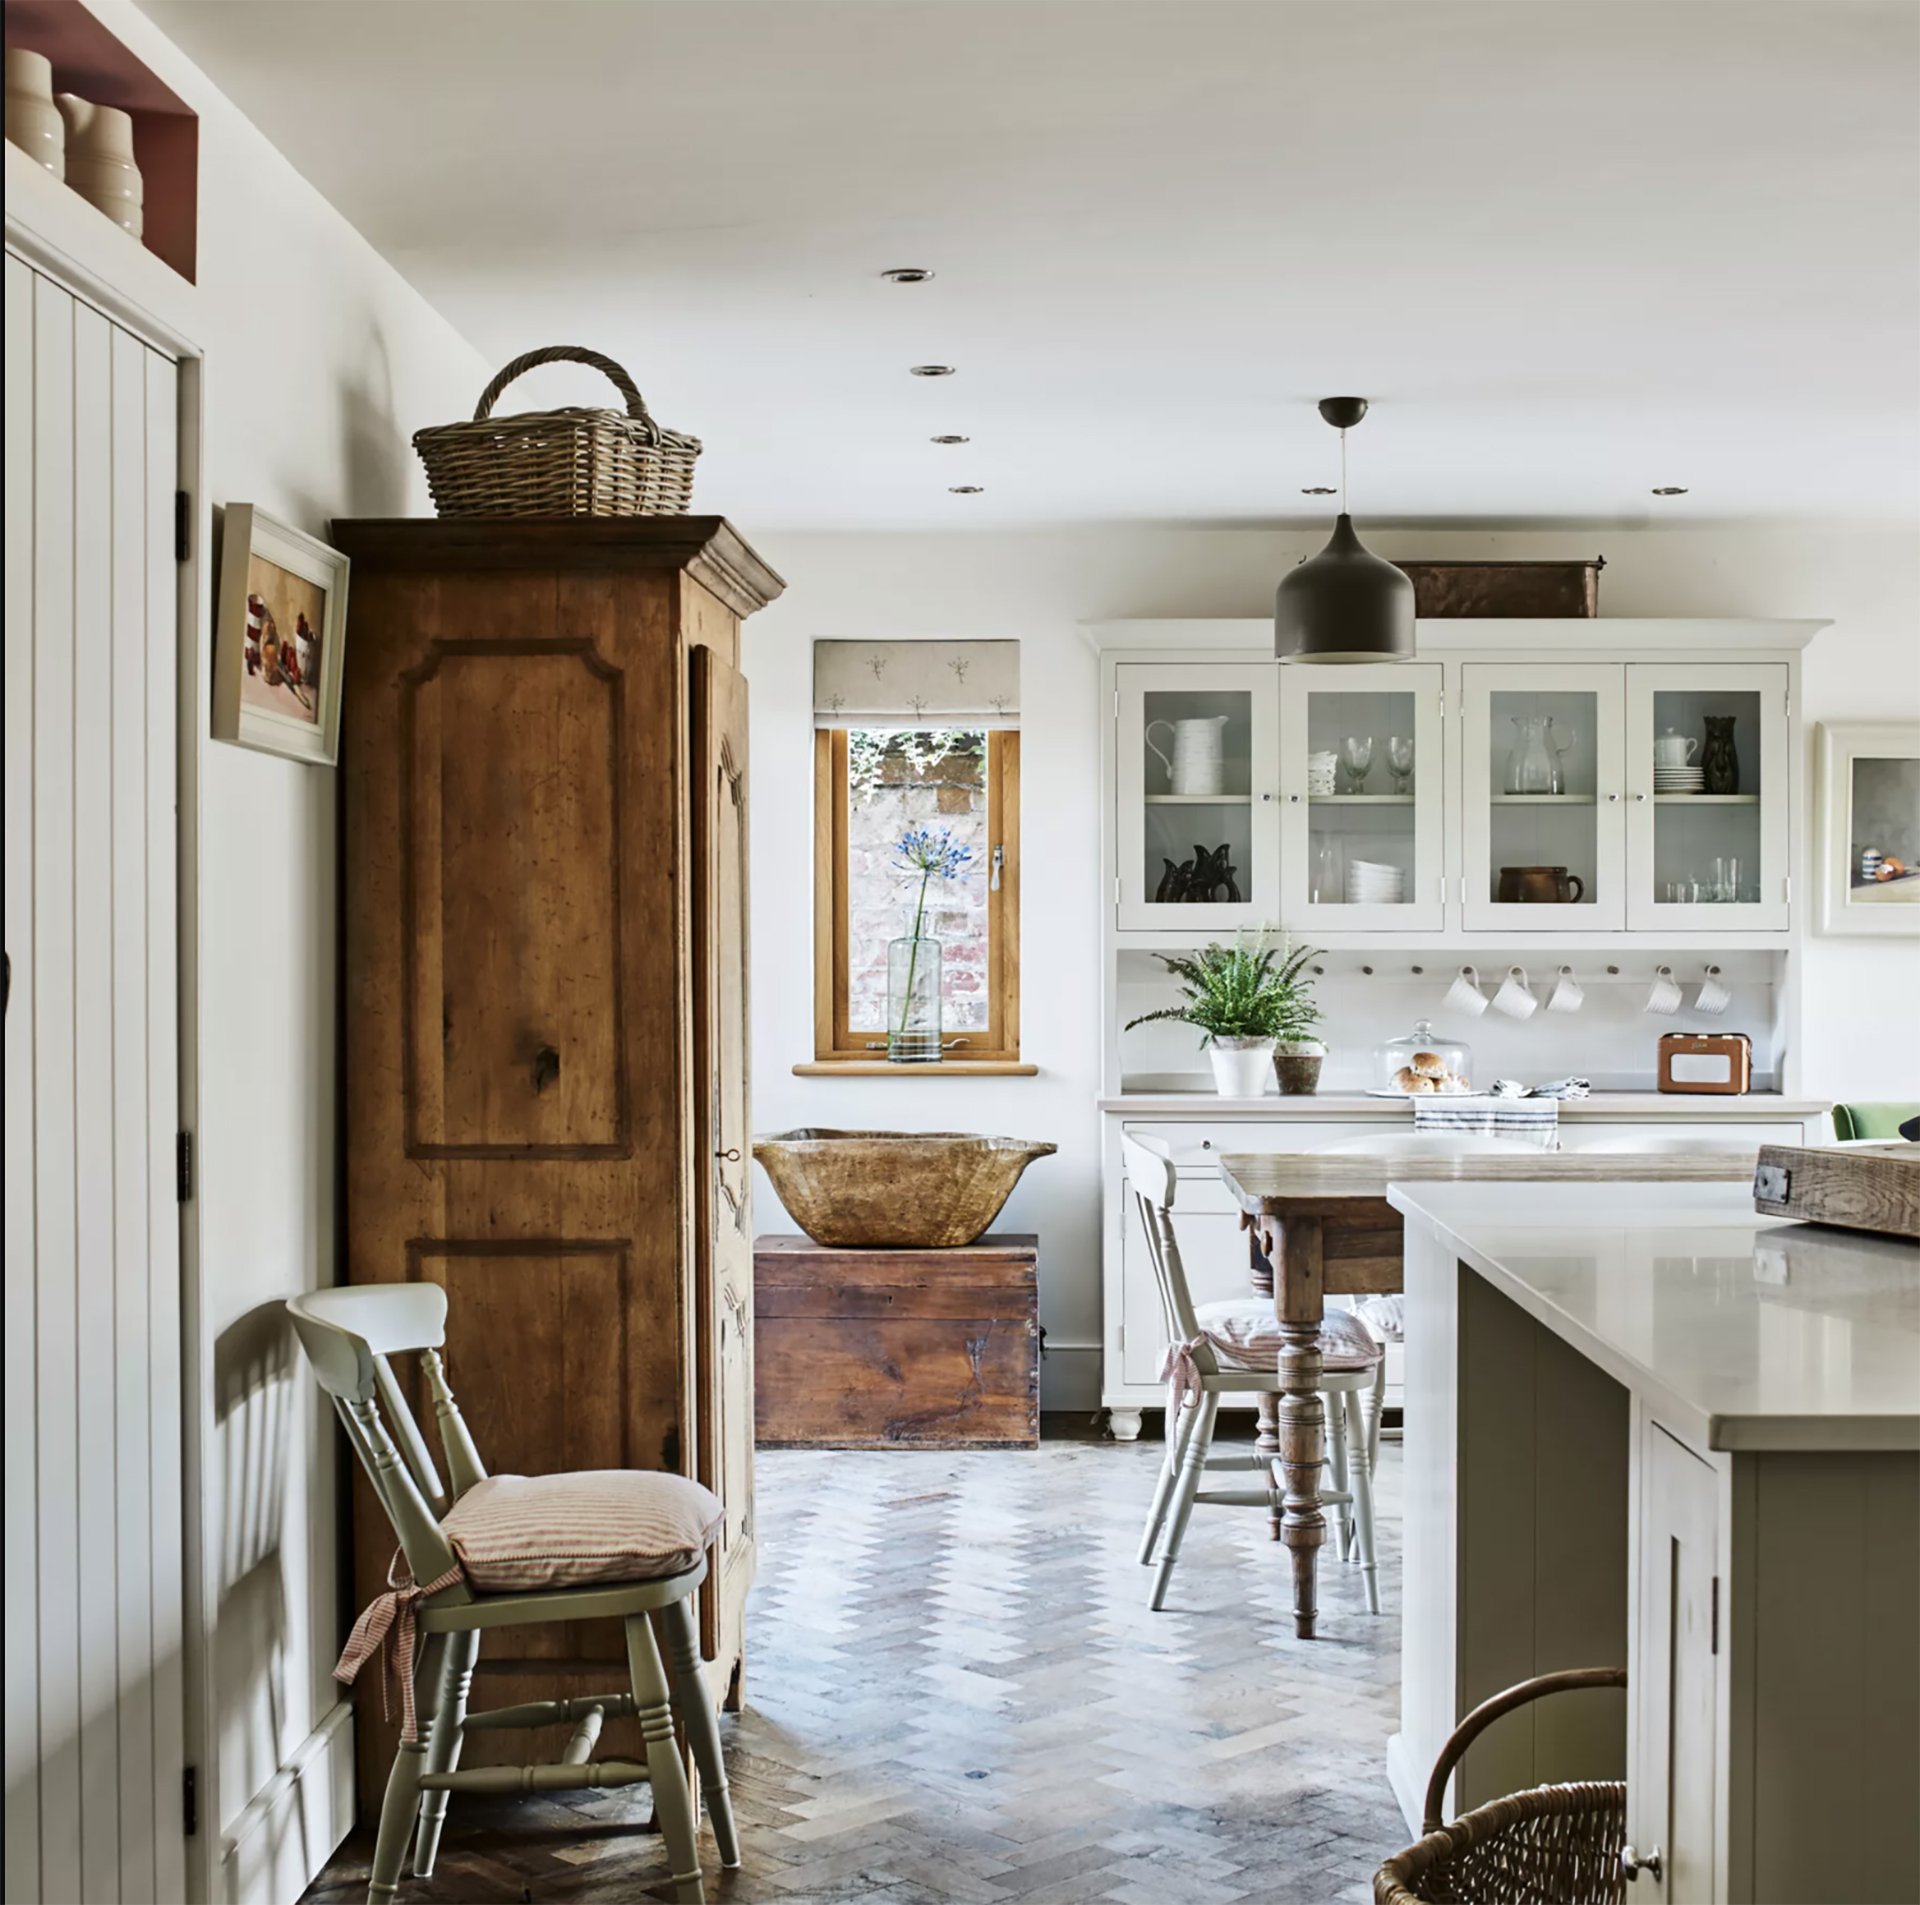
(1630, 1424, 1722, 1904)
(1279, 661, 1445, 931)
(1115, 662, 1280, 930)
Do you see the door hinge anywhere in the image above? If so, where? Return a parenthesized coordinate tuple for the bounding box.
(1783, 875, 1791, 904)
(1115, 875, 1122, 905)
(182, 1764, 198, 1836)
(174, 491, 189, 563)
(1783, 690, 1790, 717)
(1710, 1576, 1720, 1656)
(176, 1130, 193, 1203)
(1438, 689, 1445, 719)
(1113, 690, 1121, 717)
(1116, 1322, 1124, 1351)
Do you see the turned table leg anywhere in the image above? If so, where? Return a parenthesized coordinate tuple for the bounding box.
(1269, 1213, 1327, 1639)
(1247, 1215, 1281, 1538)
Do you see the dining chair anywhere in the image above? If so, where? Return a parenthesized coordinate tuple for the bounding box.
(1124, 1134, 1384, 1613)
(286, 1284, 738, 1905)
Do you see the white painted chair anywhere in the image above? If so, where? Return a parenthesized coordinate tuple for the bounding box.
(286, 1284, 737, 1905)
(1125, 1134, 1384, 1613)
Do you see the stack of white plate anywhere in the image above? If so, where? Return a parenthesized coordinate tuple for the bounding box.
(1345, 858, 1405, 904)
(1654, 765, 1704, 794)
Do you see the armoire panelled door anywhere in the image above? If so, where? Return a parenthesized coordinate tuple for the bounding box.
(4, 255, 188, 1905)
(336, 519, 781, 1803)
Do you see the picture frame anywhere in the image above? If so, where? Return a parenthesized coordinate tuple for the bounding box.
(1815, 720, 1920, 936)
(212, 503, 348, 765)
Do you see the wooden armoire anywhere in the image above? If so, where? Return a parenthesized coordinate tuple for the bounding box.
(332, 517, 782, 1803)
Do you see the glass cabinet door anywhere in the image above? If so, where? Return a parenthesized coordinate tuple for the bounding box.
(1116, 663, 1279, 930)
(1625, 664, 1789, 930)
(1279, 662, 1444, 931)
(1462, 663, 1625, 930)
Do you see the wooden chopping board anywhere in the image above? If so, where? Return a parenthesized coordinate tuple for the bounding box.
(1753, 1143, 1920, 1240)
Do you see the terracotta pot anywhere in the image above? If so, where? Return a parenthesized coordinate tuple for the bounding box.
(752, 1129, 1055, 1249)
(1497, 864, 1585, 905)
(1273, 1042, 1325, 1096)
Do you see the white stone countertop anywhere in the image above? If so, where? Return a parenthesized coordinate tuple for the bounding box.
(1100, 1091, 1831, 1118)
(1388, 1180, 1920, 1453)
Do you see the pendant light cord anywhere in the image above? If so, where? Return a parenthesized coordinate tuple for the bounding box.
(1340, 429, 1349, 513)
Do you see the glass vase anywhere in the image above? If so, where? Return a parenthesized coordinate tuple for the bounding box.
(887, 935, 943, 1062)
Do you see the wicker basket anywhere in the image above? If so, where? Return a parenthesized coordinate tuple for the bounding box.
(1375, 1668, 1628, 1905)
(413, 345, 701, 518)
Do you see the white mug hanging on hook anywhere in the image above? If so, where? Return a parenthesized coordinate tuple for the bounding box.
(1491, 965, 1538, 1020)
(1695, 966, 1732, 1016)
(1145, 715, 1229, 797)
(1444, 965, 1489, 1017)
(1547, 966, 1584, 1014)
(1645, 965, 1684, 1016)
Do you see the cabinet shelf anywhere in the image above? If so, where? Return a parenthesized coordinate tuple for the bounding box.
(1654, 793, 1759, 804)
(1489, 793, 1596, 805)
(1309, 794, 1416, 805)
(1145, 793, 1252, 805)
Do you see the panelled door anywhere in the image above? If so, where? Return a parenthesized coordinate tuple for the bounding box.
(4, 256, 187, 1905)
(1630, 1424, 1721, 1905)
(691, 646, 756, 1700)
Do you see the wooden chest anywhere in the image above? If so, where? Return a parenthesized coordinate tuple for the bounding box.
(754, 1234, 1039, 1448)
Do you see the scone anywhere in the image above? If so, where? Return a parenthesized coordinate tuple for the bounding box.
(1409, 1051, 1449, 1080)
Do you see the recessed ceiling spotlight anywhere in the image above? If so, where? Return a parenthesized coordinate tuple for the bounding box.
(931, 434, 971, 445)
(882, 267, 934, 284)
(949, 485, 984, 494)
(1301, 486, 1338, 496)
(911, 365, 955, 377)
(1651, 486, 1690, 496)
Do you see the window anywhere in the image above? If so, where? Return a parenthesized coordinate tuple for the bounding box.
(807, 637, 1023, 1070)
(812, 727, 1021, 1063)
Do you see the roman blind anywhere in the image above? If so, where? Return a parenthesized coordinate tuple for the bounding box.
(812, 639, 1019, 730)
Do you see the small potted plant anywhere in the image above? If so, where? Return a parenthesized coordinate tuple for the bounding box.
(1126, 932, 1324, 1098)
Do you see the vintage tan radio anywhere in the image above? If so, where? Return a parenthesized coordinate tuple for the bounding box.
(1657, 1031, 1752, 1095)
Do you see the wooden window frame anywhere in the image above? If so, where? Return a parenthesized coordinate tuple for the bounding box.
(809, 728, 1024, 1070)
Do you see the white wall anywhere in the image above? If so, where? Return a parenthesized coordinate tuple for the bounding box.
(744, 524, 1920, 1409)
(18, 6, 492, 1897)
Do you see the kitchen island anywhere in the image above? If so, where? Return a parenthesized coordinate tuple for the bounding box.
(1389, 1178, 1918, 1904)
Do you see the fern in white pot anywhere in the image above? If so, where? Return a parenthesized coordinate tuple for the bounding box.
(1126, 932, 1324, 1098)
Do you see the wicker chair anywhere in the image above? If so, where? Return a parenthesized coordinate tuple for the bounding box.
(1375, 1668, 1628, 1905)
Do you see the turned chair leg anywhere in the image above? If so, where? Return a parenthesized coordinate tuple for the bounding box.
(1366, 1358, 1387, 1475)
(627, 1613, 705, 1903)
(1345, 1388, 1381, 1615)
(1151, 1391, 1219, 1611)
(368, 1632, 443, 1905)
(412, 1628, 477, 1877)
(1138, 1397, 1200, 1566)
(654, 1596, 741, 1869)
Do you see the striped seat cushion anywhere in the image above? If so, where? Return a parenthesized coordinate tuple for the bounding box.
(440, 1470, 724, 1593)
(1191, 1300, 1382, 1373)
(1353, 1294, 1406, 1344)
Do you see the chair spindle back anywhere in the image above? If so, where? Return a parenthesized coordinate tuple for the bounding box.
(1121, 1134, 1208, 1356)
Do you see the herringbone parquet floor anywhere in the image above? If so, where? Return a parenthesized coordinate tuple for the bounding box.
(304, 1423, 1408, 1904)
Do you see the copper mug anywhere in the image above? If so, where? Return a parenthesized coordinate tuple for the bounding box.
(1498, 864, 1585, 904)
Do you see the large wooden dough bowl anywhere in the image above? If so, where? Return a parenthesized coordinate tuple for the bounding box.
(753, 1129, 1055, 1248)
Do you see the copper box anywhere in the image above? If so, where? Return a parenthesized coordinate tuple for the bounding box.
(1657, 1032, 1752, 1095)
(1400, 559, 1604, 618)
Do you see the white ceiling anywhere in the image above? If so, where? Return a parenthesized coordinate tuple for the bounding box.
(146, 0, 1920, 530)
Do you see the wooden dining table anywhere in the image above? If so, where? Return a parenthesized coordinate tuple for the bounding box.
(1216, 1151, 1761, 1639)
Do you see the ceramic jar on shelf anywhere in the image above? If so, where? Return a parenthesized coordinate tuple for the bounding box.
(6, 48, 65, 178)
(58, 95, 143, 237)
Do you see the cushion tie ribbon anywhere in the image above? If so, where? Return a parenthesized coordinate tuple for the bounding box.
(334, 1553, 462, 1742)
(1158, 1335, 1206, 1422)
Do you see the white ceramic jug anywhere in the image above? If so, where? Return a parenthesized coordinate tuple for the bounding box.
(1145, 715, 1230, 796)
(1653, 728, 1699, 768)
(6, 49, 64, 179)
(59, 96, 143, 238)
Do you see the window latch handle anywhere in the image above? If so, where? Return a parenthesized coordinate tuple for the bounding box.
(991, 845, 1005, 891)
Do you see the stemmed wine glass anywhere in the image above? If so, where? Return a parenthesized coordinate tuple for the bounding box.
(1386, 735, 1414, 796)
(1339, 735, 1374, 794)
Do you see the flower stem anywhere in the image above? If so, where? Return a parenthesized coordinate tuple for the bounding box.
(897, 869, 933, 1039)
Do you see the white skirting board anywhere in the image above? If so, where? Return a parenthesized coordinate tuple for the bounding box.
(216, 1702, 355, 1905)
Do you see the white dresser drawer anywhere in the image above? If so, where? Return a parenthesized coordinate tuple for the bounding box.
(1123, 1118, 1399, 1171)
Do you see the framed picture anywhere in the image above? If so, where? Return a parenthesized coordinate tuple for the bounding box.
(213, 504, 348, 765)
(1816, 720, 1920, 936)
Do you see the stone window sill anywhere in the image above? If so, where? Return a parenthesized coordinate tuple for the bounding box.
(793, 1060, 1038, 1077)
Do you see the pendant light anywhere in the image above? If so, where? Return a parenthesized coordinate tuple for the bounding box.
(1275, 397, 1415, 663)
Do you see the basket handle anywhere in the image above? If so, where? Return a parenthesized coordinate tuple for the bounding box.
(471, 346, 658, 431)
(1421, 1667, 1626, 1834)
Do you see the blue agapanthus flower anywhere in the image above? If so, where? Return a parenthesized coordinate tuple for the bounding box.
(894, 827, 972, 882)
